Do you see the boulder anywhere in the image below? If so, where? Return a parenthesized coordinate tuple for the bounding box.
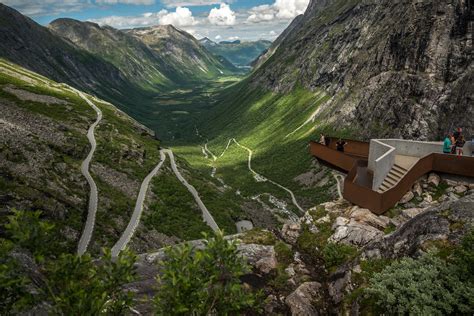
(281, 222, 302, 244)
(445, 179, 459, 187)
(427, 173, 440, 187)
(349, 207, 389, 230)
(256, 256, 277, 274)
(399, 191, 415, 204)
(330, 219, 384, 247)
(238, 244, 276, 268)
(454, 185, 468, 194)
(363, 194, 474, 259)
(285, 282, 322, 315)
(423, 194, 433, 203)
(412, 182, 423, 196)
(401, 207, 425, 219)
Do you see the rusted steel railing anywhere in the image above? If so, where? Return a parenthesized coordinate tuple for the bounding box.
(310, 140, 474, 215)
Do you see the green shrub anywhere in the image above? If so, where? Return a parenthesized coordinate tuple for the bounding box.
(0, 239, 31, 314)
(154, 232, 259, 315)
(275, 241, 293, 266)
(5, 209, 55, 258)
(44, 249, 136, 315)
(322, 243, 357, 270)
(1, 210, 138, 314)
(366, 251, 474, 315)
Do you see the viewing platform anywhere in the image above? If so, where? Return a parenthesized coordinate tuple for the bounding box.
(310, 137, 474, 214)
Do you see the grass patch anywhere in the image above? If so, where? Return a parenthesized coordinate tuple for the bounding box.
(241, 228, 276, 245)
(274, 241, 293, 266)
(383, 223, 397, 235)
(322, 243, 358, 271)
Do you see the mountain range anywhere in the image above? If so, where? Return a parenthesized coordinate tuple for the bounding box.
(199, 37, 272, 67)
(0, 3, 241, 121)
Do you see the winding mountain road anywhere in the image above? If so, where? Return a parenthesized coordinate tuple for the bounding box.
(75, 90, 103, 256)
(111, 150, 166, 257)
(163, 149, 220, 232)
(231, 139, 306, 214)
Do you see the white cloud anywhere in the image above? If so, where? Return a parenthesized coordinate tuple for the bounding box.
(159, 6, 197, 26)
(208, 3, 235, 26)
(247, 4, 277, 23)
(227, 36, 239, 41)
(275, 0, 309, 19)
(214, 34, 222, 40)
(247, 0, 309, 23)
(89, 6, 196, 28)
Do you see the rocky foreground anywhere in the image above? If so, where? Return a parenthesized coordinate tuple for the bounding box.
(130, 173, 473, 314)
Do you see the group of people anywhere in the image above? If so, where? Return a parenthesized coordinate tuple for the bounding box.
(443, 127, 466, 156)
(319, 134, 347, 152)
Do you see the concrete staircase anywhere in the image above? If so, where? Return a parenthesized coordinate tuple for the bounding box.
(377, 164, 409, 193)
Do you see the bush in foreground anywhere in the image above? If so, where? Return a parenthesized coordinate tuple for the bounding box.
(366, 231, 474, 315)
(154, 232, 260, 315)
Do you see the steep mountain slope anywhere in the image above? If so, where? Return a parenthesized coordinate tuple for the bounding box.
(0, 4, 134, 103)
(0, 59, 246, 255)
(251, 14, 304, 69)
(127, 25, 238, 81)
(184, 0, 472, 218)
(199, 38, 272, 67)
(48, 18, 173, 89)
(250, 0, 473, 139)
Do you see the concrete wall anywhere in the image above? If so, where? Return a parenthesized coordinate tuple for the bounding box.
(379, 139, 473, 157)
(368, 140, 395, 190)
(368, 139, 474, 190)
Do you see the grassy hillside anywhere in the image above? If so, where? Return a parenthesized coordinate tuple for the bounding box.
(172, 82, 346, 220)
(0, 59, 247, 255)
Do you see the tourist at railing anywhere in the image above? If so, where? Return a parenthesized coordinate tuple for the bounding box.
(450, 133, 457, 154)
(443, 133, 453, 154)
(455, 135, 466, 156)
(336, 138, 348, 152)
(319, 133, 326, 145)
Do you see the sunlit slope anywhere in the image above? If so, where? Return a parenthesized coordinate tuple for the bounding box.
(179, 82, 339, 212)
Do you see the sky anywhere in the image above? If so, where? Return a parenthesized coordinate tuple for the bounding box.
(2, 0, 310, 41)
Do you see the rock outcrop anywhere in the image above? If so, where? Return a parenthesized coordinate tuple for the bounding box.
(250, 0, 473, 139)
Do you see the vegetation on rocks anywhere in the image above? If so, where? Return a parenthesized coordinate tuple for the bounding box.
(154, 232, 260, 315)
(0, 210, 137, 315)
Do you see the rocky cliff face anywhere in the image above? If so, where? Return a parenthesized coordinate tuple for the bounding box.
(251, 0, 473, 139)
